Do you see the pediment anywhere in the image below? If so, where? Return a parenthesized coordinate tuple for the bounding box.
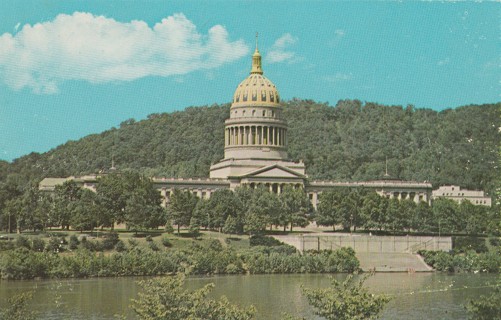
(236, 164, 306, 179)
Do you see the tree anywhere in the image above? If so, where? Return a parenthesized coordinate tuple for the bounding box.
(130, 274, 256, 320)
(167, 189, 198, 234)
(316, 190, 345, 230)
(244, 187, 281, 234)
(195, 189, 243, 232)
(70, 189, 99, 232)
(96, 172, 137, 228)
(461, 200, 489, 235)
(361, 191, 387, 231)
(279, 186, 313, 232)
(386, 198, 401, 233)
(432, 198, 460, 234)
(412, 201, 433, 232)
(300, 275, 390, 320)
(466, 281, 501, 320)
(124, 177, 165, 234)
(397, 199, 416, 232)
(52, 180, 81, 230)
(2, 197, 22, 234)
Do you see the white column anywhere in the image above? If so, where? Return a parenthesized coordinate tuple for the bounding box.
(312, 192, 318, 209)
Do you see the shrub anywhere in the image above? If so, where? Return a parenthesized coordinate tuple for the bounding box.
(102, 232, 119, 250)
(208, 239, 223, 252)
(164, 221, 174, 234)
(46, 237, 64, 253)
(145, 235, 153, 242)
(128, 238, 139, 248)
(32, 238, 45, 252)
(249, 235, 283, 247)
(148, 241, 160, 251)
(68, 235, 79, 250)
(115, 240, 126, 252)
(161, 237, 172, 248)
(15, 236, 31, 250)
(453, 236, 488, 253)
(489, 237, 500, 247)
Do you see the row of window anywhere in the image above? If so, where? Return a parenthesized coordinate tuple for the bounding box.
(232, 108, 279, 118)
(234, 89, 279, 103)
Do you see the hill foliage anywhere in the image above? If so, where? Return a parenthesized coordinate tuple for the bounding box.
(1, 99, 499, 194)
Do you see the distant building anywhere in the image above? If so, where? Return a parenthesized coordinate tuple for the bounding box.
(40, 40, 434, 207)
(432, 185, 491, 207)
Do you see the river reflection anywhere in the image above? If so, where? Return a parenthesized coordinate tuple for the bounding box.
(0, 273, 496, 319)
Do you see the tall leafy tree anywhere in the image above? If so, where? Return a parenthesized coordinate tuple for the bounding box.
(244, 187, 281, 234)
(124, 177, 165, 233)
(70, 188, 99, 232)
(316, 190, 345, 230)
(432, 198, 460, 234)
(398, 199, 416, 232)
(52, 180, 81, 230)
(412, 201, 433, 232)
(96, 172, 136, 228)
(279, 186, 313, 232)
(167, 189, 198, 234)
(361, 191, 387, 231)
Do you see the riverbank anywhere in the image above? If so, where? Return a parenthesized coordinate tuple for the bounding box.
(1, 230, 499, 280)
(0, 233, 360, 280)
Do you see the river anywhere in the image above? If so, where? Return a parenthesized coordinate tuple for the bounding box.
(0, 273, 497, 319)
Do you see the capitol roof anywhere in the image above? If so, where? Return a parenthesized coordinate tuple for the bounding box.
(231, 37, 280, 108)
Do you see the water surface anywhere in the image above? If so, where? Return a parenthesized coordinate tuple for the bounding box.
(0, 273, 496, 319)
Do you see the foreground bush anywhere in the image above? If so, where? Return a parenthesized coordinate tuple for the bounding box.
(466, 281, 501, 320)
(129, 275, 256, 320)
(0, 291, 37, 320)
(299, 275, 390, 320)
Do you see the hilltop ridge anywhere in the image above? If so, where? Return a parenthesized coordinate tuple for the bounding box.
(1, 99, 499, 194)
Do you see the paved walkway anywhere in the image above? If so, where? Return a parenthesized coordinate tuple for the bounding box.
(356, 252, 434, 272)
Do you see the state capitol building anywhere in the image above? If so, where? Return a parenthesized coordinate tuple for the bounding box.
(40, 41, 490, 208)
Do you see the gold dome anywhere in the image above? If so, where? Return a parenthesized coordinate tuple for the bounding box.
(231, 36, 280, 108)
(232, 73, 280, 108)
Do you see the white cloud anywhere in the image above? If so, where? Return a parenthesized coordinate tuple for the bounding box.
(437, 57, 450, 66)
(266, 33, 299, 64)
(323, 72, 353, 83)
(334, 29, 345, 37)
(0, 12, 248, 94)
(328, 29, 346, 47)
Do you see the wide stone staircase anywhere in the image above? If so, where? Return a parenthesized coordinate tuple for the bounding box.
(355, 252, 433, 272)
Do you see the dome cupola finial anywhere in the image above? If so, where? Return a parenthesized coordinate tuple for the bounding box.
(251, 32, 263, 75)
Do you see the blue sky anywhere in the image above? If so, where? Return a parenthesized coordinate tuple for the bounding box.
(0, 1, 498, 161)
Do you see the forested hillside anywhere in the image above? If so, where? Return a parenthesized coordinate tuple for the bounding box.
(1, 99, 499, 194)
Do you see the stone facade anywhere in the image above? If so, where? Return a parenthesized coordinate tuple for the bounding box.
(432, 185, 491, 206)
